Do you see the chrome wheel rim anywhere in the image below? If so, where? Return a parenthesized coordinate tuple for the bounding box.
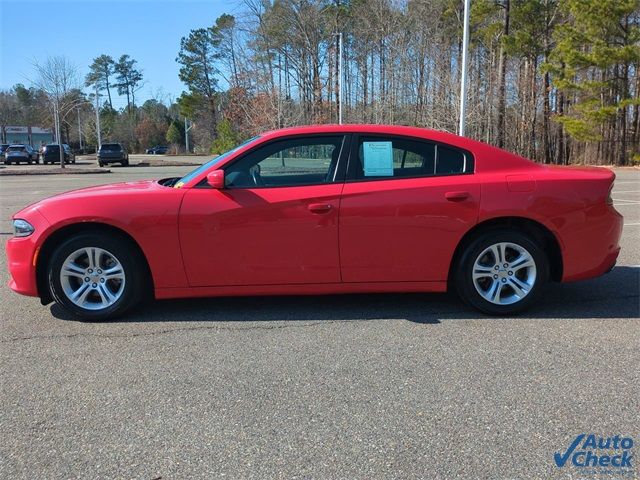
(60, 247, 125, 310)
(472, 242, 537, 306)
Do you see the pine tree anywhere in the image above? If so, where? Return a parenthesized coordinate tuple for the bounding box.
(546, 0, 640, 165)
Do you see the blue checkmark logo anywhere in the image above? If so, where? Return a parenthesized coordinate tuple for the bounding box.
(554, 434, 585, 467)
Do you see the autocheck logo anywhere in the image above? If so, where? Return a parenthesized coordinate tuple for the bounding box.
(555, 434, 634, 473)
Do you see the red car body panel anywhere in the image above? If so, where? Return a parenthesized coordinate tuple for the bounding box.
(339, 174, 480, 282)
(5, 125, 623, 303)
(179, 184, 343, 286)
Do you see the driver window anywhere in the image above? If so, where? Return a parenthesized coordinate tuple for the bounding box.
(225, 136, 344, 188)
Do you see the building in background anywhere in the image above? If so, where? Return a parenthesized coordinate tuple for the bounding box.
(1, 126, 54, 147)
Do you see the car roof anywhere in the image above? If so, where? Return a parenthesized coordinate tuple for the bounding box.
(258, 124, 487, 151)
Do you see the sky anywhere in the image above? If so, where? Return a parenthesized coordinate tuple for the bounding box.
(0, 0, 237, 107)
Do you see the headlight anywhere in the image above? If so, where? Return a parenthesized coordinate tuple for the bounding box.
(13, 219, 34, 237)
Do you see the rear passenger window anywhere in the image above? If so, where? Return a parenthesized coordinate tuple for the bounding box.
(436, 145, 466, 175)
(357, 136, 435, 179)
(352, 136, 471, 180)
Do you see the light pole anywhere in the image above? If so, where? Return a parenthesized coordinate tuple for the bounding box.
(184, 117, 192, 153)
(77, 107, 83, 151)
(338, 32, 343, 125)
(458, 0, 471, 137)
(54, 98, 64, 169)
(95, 85, 102, 151)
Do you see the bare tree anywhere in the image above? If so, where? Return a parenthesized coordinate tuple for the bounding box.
(33, 56, 82, 168)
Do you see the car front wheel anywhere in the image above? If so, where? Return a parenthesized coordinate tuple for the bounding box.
(47, 234, 145, 320)
(455, 230, 549, 315)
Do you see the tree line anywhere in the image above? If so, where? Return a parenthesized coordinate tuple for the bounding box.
(0, 53, 185, 153)
(1, 0, 638, 163)
(177, 0, 639, 165)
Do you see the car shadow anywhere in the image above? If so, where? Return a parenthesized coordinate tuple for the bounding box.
(50, 266, 640, 324)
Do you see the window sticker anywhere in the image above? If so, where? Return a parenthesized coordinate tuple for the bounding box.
(363, 141, 393, 176)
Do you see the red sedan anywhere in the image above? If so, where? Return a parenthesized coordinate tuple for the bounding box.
(6, 125, 623, 320)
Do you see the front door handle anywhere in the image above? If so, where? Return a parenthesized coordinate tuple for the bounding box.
(308, 203, 333, 214)
(445, 191, 470, 201)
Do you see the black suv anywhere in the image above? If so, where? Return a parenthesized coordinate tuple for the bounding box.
(98, 143, 129, 167)
(42, 144, 76, 164)
(4, 144, 39, 164)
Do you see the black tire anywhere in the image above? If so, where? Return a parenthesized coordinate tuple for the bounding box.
(98, 161, 104, 167)
(454, 229, 549, 316)
(47, 233, 146, 321)
(121, 159, 129, 167)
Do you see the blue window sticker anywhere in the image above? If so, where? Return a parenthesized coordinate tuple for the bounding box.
(363, 141, 393, 176)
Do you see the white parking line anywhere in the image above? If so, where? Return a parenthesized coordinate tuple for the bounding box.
(623, 222, 640, 226)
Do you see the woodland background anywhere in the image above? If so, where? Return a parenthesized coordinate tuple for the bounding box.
(1, 0, 639, 165)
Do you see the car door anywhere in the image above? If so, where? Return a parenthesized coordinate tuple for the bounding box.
(339, 134, 480, 283)
(179, 134, 349, 287)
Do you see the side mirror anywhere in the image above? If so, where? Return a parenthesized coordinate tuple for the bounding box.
(206, 170, 225, 189)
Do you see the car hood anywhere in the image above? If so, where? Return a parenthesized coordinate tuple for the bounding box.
(13, 179, 167, 218)
(52, 179, 161, 198)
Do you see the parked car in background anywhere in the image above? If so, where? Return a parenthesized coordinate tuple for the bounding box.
(5, 125, 623, 321)
(4, 145, 39, 164)
(98, 143, 129, 166)
(42, 144, 75, 164)
(0, 144, 10, 160)
(146, 145, 168, 155)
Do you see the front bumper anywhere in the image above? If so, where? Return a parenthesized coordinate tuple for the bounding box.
(6, 209, 50, 298)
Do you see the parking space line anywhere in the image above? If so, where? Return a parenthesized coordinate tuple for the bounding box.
(613, 199, 640, 204)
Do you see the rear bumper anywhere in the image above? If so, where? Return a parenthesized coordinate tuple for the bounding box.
(561, 204, 623, 282)
(98, 155, 125, 163)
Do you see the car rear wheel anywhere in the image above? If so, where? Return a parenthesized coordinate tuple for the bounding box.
(455, 230, 549, 315)
(47, 234, 145, 321)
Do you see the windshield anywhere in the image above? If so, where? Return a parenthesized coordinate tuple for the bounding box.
(174, 136, 260, 188)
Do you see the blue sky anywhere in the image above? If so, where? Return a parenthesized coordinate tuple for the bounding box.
(0, 0, 236, 106)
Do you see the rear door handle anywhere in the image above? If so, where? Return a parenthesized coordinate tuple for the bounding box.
(445, 191, 470, 201)
(308, 203, 333, 214)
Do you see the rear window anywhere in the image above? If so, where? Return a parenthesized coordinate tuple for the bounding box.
(101, 144, 121, 151)
(8, 146, 26, 152)
(44, 145, 60, 152)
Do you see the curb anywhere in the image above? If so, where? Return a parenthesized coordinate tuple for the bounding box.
(135, 162, 202, 167)
(0, 168, 111, 176)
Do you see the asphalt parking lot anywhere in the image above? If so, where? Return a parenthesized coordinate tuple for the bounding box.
(1, 166, 638, 479)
